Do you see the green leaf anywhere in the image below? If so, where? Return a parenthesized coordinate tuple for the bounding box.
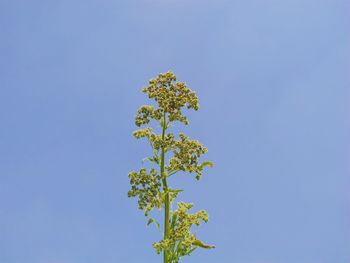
(142, 156, 159, 164)
(192, 239, 215, 249)
(170, 213, 178, 230)
(175, 240, 183, 255)
(146, 217, 161, 230)
(168, 188, 183, 194)
(201, 161, 213, 168)
(185, 247, 197, 256)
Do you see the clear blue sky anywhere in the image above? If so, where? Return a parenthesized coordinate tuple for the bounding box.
(1, 1, 349, 263)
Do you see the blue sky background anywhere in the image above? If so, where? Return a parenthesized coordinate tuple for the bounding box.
(1, 0, 349, 263)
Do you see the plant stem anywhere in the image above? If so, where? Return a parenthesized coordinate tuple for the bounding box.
(161, 112, 170, 263)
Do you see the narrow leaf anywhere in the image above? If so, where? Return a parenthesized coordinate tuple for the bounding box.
(192, 239, 215, 249)
(146, 217, 161, 230)
(201, 161, 213, 168)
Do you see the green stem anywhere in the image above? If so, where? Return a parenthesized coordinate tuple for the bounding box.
(161, 112, 170, 263)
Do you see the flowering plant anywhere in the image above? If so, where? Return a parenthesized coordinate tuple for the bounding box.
(128, 72, 215, 263)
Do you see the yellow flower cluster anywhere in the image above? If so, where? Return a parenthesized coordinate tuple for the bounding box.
(167, 133, 209, 180)
(141, 71, 199, 125)
(133, 128, 210, 180)
(133, 127, 175, 152)
(127, 168, 163, 216)
(152, 202, 210, 260)
(135, 105, 163, 127)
